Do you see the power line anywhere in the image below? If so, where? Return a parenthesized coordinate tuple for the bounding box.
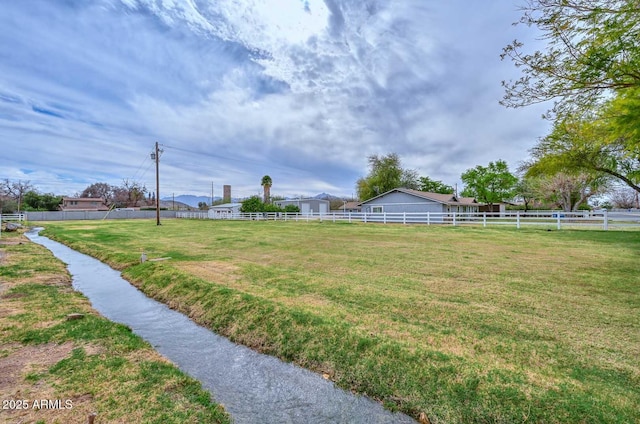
(161, 144, 310, 174)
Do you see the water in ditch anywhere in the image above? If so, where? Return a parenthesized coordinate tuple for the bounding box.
(26, 229, 416, 424)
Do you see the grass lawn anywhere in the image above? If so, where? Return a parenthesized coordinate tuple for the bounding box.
(0, 228, 230, 424)
(40, 219, 640, 423)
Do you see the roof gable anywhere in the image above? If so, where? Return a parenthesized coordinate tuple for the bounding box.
(360, 188, 478, 206)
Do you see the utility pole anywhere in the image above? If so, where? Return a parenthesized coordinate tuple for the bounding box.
(151, 142, 163, 225)
(211, 181, 214, 206)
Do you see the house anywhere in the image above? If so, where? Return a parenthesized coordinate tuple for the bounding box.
(208, 203, 242, 219)
(274, 198, 330, 214)
(359, 188, 479, 215)
(332, 201, 361, 213)
(60, 197, 110, 211)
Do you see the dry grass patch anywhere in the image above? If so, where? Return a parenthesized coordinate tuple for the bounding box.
(0, 342, 97, 424)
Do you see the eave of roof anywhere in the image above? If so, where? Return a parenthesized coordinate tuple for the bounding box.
(360, 188, 478, 206)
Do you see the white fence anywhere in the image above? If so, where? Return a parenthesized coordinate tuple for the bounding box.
(0, 213, 26, 237)
(0, 214, 26, 222)
(176, 210, 640, 230)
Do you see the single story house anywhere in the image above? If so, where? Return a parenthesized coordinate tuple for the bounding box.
(332, 201, 361, 213)
(60, 197, 109, 211)
(208, 203, 242, 219)
(274, 198, 330, 214)
(359, 188, 480, 215)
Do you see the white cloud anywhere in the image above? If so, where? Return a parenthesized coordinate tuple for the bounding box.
(0, 0, 549, 198)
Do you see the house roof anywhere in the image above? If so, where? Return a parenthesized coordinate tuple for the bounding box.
(343, 201, 362, 209)
(274, 198, 330, 203)
(61, 197, 107, 202)
(360, 188, 478, 206)
(210, 203, 242, 208)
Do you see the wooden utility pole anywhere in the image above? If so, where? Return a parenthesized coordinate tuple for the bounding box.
(152, 142, 162, 225)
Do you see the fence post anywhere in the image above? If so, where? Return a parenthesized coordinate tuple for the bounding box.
(516, 211, 520, 229)
(403, 212, 406, 225)
(348, 212, 352, 223)
(383, 212, 387, 224)
(364, 213, 367, 223)
(453, 212, 456, 226)
(604, 209, 609, 231)
(483, 212, 486, 228)
(427, 212, 430, 226)
(557, 212, 561, 230)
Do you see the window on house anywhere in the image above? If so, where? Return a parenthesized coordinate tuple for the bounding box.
(372, 206, 383, 213)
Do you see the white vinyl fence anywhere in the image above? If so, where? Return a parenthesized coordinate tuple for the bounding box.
(0, 213, 26, 237)
(177, 210, 640, 230)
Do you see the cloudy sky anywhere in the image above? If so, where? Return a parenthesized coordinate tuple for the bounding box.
(0, 0, 550, 199)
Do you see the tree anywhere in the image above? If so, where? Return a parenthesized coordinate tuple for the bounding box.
(122, 180, 147, 207)
(240, 196, 264, 213)
(460, 160, 518, 205)
(23, 191, 63, 211)
(418, 176, 454, 194)
(501, 0, 640, 116)
(261, 175, 272, 204)
(81, 182, 115, 204)
(535, 172, 606, 211)
(356, 153, 419, 201)
(528, 105, 640, 193)
(609, 185, 639, 209)
(197, 202, 209, 210)
(80, 181, 148, 208)
(513, 176, 539, 211)
(283, 204, 300, 213)
(0, 179, 34, 212)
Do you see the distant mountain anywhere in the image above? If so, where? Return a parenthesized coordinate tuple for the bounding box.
(162, 195, 220, 208)
(313, 192, 342, 201)
(165, 193, 343, 207)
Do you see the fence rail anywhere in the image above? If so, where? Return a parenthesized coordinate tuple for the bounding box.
(177, 210, 640, 230)
(0, 213, 26, 237)
(0, 213, 26, 222)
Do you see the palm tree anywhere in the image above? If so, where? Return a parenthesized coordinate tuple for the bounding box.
(261, 175, 272, 204)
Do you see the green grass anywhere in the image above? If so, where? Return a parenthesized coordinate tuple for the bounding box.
(40, 219, 640, 423)
(0, 228, 230, 424)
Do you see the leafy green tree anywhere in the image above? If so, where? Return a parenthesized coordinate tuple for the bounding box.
(0, 199, 17, 214)
(261, 175, 272, 204)
(501, 0, 640, 116)
(529, 105, 640, 193)
(240, 196, 264, 213)
(418, 176, 454, 194)
(513, 176, 540, 211)
(197, 201, 209, 210)
(461, 160, 518, 205)
(356, 153, 419, 200)
(23, 191, 63, 211)
(240, 195, 296, 213)
(283, 204, 300, 212)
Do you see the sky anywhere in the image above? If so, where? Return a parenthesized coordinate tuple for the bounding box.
(0, 0, 551, 199)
